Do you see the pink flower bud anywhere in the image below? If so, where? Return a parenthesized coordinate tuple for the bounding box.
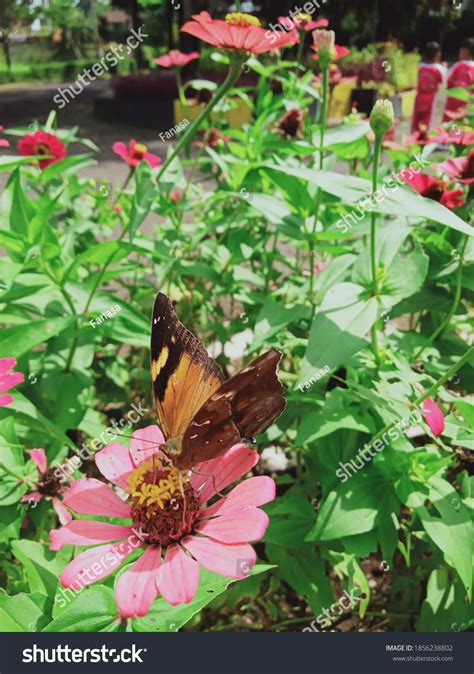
(423, 398, 445, 436)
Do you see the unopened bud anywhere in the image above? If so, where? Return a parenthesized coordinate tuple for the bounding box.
(312, 29, 335, 68)
(370, 99, 394, 138)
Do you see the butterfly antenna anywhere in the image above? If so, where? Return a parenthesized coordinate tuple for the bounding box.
(190, 467, 227, 499)
(112, 433, 164, 453)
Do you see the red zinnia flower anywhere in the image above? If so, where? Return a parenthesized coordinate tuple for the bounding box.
(0, 358, 24, 407)
(154, 50, 199, 68)
(423, 398, 445, 436)
(434, 148, 474, 185)
(18, 130, 66, 169)
(20, 449, 72, 524)
(112, 140, 161, 169)
(400, 171, 464, 209)
(277, 13, 328, 32)
(181, 11, 296, 54)
(50, 426, 275, 617)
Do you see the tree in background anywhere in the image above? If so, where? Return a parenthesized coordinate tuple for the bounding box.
(0, 0, 34, 75)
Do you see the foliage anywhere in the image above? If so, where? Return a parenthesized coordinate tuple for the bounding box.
(0, 34, 473, 634)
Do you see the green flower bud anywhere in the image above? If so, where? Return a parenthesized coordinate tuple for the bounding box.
(312, 29, 335, 69)
(370, 99, 395, 138)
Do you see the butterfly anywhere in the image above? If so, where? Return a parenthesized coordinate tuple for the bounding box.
(150, 292, 286, 471)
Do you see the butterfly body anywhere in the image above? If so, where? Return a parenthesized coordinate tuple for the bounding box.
(151, 292, 286, 471)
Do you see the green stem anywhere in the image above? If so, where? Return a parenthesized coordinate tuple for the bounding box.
(369, 346, 474, 446)
(156, 62, 243, 183)
(235, 0, 241, 9)
(296, 31, 305, 65)
(308, 65, 329, 318)
(414, 235, 468, 361)
(175, 68, 188, 110)
(370, 136, 382, 368)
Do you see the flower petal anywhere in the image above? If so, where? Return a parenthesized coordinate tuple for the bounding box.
(130, 425, 165, 467)
(182, 536, 256, 578)
(64, 477, 132, 518)
(115, 546, 161, 618)
(197, 507, 269, 543)
(29, 448, 47, 474)
(52, 497, 72, 525)
(201, 476, 276, 517)
(0, 357, 17, 375)
(0, 371, 25, 393)
(95, 443, 134, 488)
(60, 541, 138, 590)
(157, 545, 199, 605)
(0, 394, 13, 406)
(191, 443, 259, 503)
(50, 520, 133, 550)
(20, 491, 42, 503)
(423, 398, 445, 436)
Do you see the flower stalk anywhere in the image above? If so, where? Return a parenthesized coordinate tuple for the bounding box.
(156, 61, 244, 183)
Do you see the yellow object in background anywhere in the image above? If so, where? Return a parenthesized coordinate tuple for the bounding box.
(174, 98, 252, 129)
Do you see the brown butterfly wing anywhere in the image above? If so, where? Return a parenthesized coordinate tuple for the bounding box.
(177, 348, 286, 470)
(150, 292, 225, 448)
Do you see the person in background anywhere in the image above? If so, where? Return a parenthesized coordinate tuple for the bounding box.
(443, 37, 474, 121)
(412, 42, 447, 132)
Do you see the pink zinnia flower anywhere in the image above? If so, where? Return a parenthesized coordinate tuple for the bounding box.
(50, 426, 275, 618)
(155, 50, 199, 68)
(0, 125, 9, 148)
(429, 127, 474, 146)
(181, 11, 296, 54)
(17, 130, 66, 169)
(170, 189, 182, 203)
(400, 171, 464, 209)
(423, 398, 445, 436)
(112, 140, 161, 169)
(0, 358, 24, 407)
(21, 449, 72, 524)
(434, 148, 474, 185)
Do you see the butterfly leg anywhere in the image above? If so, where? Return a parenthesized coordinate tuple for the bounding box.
(190, 467, 227, 499)
(177, 471, 187, 525)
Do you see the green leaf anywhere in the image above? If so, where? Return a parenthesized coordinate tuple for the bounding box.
(129, 162, 157, 242)
(0, 155, 35, 172)
(418, 477, 472, 600)
(0, 590, 51, 632)
(11, 540, 73, 596)
(132, 565, 273, 632)
(306, 471, 389, 541)
(419, 569, 473, 632)
(297, 283, 377, 388)
(0, 392, 76, 449)
(381, 243, 429, 305)
(43, 585, 120, 632)
(0, 316, 73, 359)
(266, 543, 334, 615)
(264, 486, 315, 546)
(250, 300, 309, 352)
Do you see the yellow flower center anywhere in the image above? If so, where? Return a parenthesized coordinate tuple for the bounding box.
(294, 13, 312, 23)
(134, 143, 148, 154)
(225, 12, 261, 28)
(127, 457, 188, 510)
